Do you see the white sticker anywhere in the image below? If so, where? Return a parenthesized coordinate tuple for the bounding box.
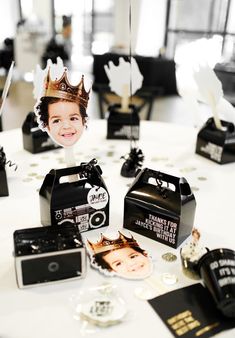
(87, 186, 109, 210)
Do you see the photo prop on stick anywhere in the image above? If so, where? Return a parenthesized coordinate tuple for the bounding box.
(86, 231, 153, 280)
(33, 57, 91, 166)
(0, 61, 14, 117)
(104, 57, 143, 111)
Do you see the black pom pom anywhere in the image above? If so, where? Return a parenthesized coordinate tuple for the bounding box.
(120, 147, 144, 177)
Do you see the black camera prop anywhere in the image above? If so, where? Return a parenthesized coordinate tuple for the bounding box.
(0, 146, 9, 196)
(22, 112, 60, 153)
(39, 159, 109, 232)
(107, 103, 140, 140)
(13, 223, 86, 288)
(123, 168, 196, 248)
(196, 117, 235, 164)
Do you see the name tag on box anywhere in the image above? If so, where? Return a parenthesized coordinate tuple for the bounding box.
(123, 168, 196, 248)
(13, 223, 86, 288)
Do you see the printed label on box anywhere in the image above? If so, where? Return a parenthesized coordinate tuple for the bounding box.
(134, 212, 179, 246)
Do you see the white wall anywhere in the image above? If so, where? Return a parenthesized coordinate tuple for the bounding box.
(136, 0, 167, 56)
(0, 0, 20, 44)
(113, 0, 167, 56)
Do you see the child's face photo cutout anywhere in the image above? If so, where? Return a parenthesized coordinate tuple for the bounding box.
(47, 100, 84, 147)
(87, 232, 153, 280)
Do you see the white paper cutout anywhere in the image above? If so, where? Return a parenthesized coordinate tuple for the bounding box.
(0, 61, 15, 117)
(86, 231, 153, 280)
(176, 65, 203, 128)
(104, 57, 143, 110)
(193, 64, 224, 130)
(33, 57, 64, 101)
(178, 62, 235, 129)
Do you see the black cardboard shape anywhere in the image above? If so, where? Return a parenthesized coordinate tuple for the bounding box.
(148, 283, 235, 338)
(196, 117, 235, 164)
(0, 147, 9, 196)
(198, 248, 235, 318)
(123, 168, 196, 249)
(13, 223, 86, 288)
(39, 161, 109, 232)
(107, 103, 140, 140)
(22, 112, 60, 154)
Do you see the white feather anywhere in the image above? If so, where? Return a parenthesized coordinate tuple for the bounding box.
(193, 64, 223, 130)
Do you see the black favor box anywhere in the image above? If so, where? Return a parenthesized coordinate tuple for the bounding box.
(107, 103, 140, 140)
(39, 160, 109, 232)
(0, 146, 9, 196)
(123, 168, 196, 249)
(13, 223, 86, 288)
(196, 117, 235, 164)
(22, 112, 60, 154)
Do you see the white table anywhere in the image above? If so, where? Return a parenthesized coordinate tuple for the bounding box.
(0, 119, 235, 338)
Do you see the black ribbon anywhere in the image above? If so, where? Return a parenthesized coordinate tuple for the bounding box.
(156, 172, 168, 199)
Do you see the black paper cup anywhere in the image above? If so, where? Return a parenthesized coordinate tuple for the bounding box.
(198, 248, 235, 318)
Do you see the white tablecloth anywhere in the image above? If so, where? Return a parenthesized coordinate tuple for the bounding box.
(0, 119, 235, 338)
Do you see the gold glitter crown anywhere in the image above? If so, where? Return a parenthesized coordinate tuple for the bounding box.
(43, 69, 90, 109)
(87, 232, 139, 254)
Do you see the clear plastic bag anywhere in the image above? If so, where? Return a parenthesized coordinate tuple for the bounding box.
(70, 282, 128, 335)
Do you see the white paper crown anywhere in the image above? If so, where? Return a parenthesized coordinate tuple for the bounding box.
(33, 57, 65, 101)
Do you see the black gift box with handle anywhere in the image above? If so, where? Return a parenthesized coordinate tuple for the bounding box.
(123, 168, 196, 249)
(39, 159, 109, 232)
(107, 103, 139, 140)
(22, 112, 60, 154)
(196, 117, 235, 164)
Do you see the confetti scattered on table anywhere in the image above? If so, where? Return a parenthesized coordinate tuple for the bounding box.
(107, 151, 114, 157)
(161, 273, 178, 285)
(28, 172, 37, 177)
(22, 178, 33, 182)
(151, 156, 169, 162)
(197, 176, 207, 181)
(180, 167, 197, 173)
(162, 252, 177, 262)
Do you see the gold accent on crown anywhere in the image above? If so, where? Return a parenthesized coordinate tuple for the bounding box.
(43, 69, 90, 109)
(87, 232, 139, 254)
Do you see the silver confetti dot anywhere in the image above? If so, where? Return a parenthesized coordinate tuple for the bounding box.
(180, 167, 196, 173)
(28, 172, 37, 177)
(162, 252, 177, 262)
(151, 156, 169, 162)
(22, 178, 33, 182)
(197, 176, 207, 181)
(191, 186, 199, 192)
(161, 273, 178, 285)
(30, 163, 38, 167)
